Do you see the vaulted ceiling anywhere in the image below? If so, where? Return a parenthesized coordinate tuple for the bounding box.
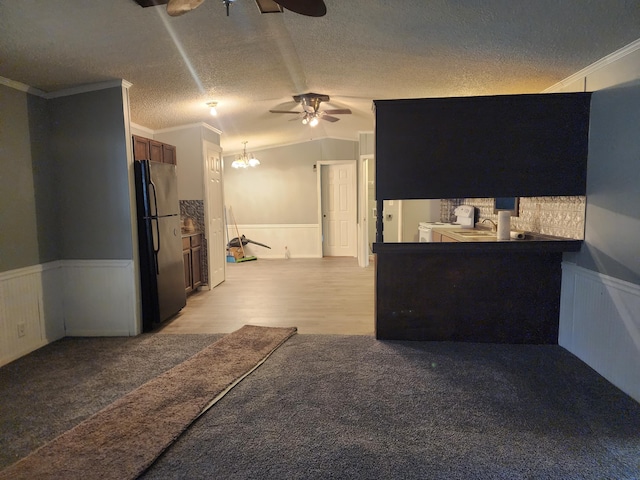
(1, 1, 639, 153)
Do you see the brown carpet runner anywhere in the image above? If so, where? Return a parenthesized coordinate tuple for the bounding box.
(0, 325, 297, 480)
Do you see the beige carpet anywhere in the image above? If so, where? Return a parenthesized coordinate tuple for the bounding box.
(0, 325, 297, 480)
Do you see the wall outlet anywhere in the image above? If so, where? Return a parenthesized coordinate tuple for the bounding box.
(17, 322, 26, 338)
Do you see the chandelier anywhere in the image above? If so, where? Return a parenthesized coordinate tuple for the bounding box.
(232, 141, 260, 169)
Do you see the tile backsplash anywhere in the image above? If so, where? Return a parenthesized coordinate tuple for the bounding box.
(180, 200, 205, 233)
(441, 196, 586, 239)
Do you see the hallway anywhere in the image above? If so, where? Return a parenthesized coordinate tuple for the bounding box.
(159, 257, 375, 335)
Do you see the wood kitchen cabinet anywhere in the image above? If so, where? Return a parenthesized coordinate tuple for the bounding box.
(439, 233, 458, 242)
(149, 140, 163, 163)
(161, 143, 176, 165)
(183, 234, 203, 294)
(132, 135, 150, 162)
(132, 135, 177, 165)
(431, 231, 458, 242)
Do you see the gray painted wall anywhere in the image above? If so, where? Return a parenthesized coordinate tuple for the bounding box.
(155, 127, 204, 200)
(0, 85, 40, 271)
(49, 87, 133, 260)
(223, 138, 357, 225)
(565, 81, 640, 285)
(155, 124, 220, 201)
(29, 93, 58, 263)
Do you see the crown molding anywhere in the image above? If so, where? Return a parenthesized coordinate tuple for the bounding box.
(0, 76, 132, 98)
(154, 122, 222, 135)
(0, 76, 46, 96)
(543, 38, 640, 93)
(222, 136, 358, 156)
(44, 79, 132, 99)
(129, 122, 155, 135)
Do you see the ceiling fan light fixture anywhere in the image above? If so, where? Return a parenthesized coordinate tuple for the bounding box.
(309, 115, 319, 127)
(207, 101, 218, 116)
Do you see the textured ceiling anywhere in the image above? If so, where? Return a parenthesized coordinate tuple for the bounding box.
(1, 0, 639, 153)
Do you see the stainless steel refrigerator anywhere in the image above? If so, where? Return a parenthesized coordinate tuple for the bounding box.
(134, 160, 186, 331)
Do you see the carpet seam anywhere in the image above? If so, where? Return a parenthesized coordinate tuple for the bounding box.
(141, 326, 297, 476)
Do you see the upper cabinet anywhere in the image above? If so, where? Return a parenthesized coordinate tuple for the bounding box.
(132, 135, 177, 165)
(161, 143, 176, 165)
(373, 93, 592, 200)
(132, 135, 150, 162)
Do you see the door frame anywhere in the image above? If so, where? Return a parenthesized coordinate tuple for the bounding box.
(202, 140, 224, 290)
(316, 160, 358, 257)
(358, 156, 372, 267)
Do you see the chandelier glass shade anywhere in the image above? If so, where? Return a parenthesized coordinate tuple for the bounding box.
(232, 141, 260, 169)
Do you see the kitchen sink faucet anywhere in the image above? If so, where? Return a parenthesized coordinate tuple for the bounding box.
(481, 218, 497, 232)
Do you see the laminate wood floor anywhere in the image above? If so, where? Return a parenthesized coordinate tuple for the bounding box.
(158, 257, 375, 335)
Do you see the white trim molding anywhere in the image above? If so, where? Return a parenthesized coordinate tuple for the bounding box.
(0, 77, 131, 99)
(233, 224, 321, 259)
(559, 262, 640, 403)
(155, 122, 223, 135)
(62, 260, 138, 336)
(0, 262, 63, 367)
(544, 38, 640, 93)
(0, 259, 139, 366)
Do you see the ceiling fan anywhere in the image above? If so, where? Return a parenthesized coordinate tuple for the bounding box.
(270, 93, 352, 126)
(132, 0, 326, 17)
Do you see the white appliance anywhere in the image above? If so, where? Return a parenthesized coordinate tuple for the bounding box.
(418, 205, 475, 242)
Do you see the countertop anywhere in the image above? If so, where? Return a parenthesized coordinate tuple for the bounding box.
(181, 230, 202, 237)
(373, 228, 582, 254)
(431, 227, 571, 243)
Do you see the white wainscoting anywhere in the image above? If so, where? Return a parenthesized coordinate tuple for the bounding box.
(62, 260, 138, 337)
(233, 224, 321, 259)
(0, 260, 138, 367)
(559, 262, 640, 403)
(0, 263, 63, 367)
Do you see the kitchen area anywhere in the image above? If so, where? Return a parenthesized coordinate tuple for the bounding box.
(132, 135, 208, 332)
(372, 92, 592, 344)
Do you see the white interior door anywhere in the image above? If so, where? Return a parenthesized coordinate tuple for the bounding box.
(321, 162, 357, 257)
(204, 142, 225, 288)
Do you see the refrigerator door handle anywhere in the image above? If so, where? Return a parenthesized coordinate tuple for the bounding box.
(151, 217, 161, 275)
(149, 178, 159, 218)
(151, 217, 160, 254)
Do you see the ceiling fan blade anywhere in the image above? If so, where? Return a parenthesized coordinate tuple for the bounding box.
(275, 0, 326, 17)
(255, 0, 283, 13)
(132, 0, 169, 7)
(269, 110, 301, 114)
(323, 108, 352, 115)
(166, 0, 204, 16)
(320, 115, 340, 123)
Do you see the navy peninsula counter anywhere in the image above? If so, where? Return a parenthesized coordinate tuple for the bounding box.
(373, 237, 582, 343)
(372, 92, 591, 343)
